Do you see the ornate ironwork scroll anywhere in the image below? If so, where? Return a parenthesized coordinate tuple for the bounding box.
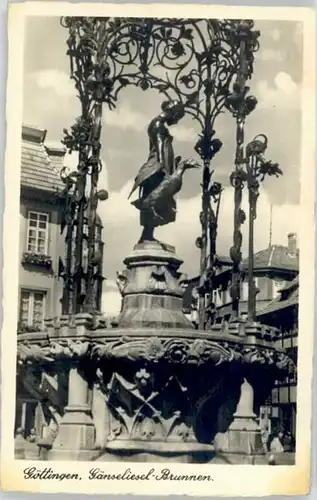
(60, 17, 260, 319)
(224, 20, 260, 320)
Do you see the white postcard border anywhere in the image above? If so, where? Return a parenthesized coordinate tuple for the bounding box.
(1, 3, 315, 496)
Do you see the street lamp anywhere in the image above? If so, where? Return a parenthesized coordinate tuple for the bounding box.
(223, 131, 281, 323)
(245, 134, 282, 320)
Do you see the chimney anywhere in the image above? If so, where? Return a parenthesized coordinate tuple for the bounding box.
(287, 232, 297, 257)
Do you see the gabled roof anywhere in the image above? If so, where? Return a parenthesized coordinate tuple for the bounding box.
(214, 245, 299, 279)
(243, 245, 299, 272)
(21, 125, 65, 194)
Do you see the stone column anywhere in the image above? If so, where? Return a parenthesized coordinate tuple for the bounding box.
(92, 385, 110, 449)
(14, 399, 23, 432)
(48, 365, 96, 460)
(21, 402, 27, 434)
(47, 314, 98, 461)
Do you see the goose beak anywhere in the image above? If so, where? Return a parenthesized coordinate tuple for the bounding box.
(185, 160, 201, 169)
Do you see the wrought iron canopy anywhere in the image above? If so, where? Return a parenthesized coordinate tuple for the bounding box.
(61, 17, 260, 162)
(59, 16, 261, 320)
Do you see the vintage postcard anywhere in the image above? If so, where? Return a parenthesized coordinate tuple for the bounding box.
(1, 1, 316, 496)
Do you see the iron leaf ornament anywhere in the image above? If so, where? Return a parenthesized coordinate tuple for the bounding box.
(224, 20, 260, 320)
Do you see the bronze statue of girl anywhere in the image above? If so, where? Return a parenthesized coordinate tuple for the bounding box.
(129, 100, 197, 243)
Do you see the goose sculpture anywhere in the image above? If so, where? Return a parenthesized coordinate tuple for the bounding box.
(131, 158, 200, 221)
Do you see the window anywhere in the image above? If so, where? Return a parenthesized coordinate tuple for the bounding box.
(215, 289, 223, 306)
(27, 211, 49, 254)
(19, 290, 46, 329)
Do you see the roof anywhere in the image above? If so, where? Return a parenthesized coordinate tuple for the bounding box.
(21, 125, 65, 193)
(257, 276, 299, 317)
(214, 244, 299, 279)
(243, 245, 299, 272)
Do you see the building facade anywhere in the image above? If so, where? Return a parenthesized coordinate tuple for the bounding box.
(16, 125, 107, 441)
(212, 233, 299, 323)
(257, 276, 298, 443)
(183, 233, 299, 442)
(16, 126, 66, 436)
(18, 126, 66, 335)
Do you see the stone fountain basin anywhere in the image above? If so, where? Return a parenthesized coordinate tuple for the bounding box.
(17, 321, 290, 368)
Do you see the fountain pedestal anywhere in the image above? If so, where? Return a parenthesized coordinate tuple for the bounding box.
(94, 241, 220, 462)
(116, 240, 193, 330)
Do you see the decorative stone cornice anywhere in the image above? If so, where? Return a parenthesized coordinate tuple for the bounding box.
(16, 313, 295, 376)
(17, 338, 91, 366)
(17, 332, 296, 377)
(92, 336, 241, 366)
(240, 346, 296, 375)
(17, 341, 55, 366)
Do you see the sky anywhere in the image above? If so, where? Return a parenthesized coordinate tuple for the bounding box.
(22, 17, 303, 315)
